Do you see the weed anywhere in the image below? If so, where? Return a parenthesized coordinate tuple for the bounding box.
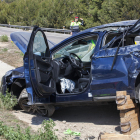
(0, 35, 8, 42)
(15, 51, 20, 53)
(0, 93, 59, 139)
(20, 52, 24, 56)
(36, 119, 58, 140)
(11, 41, 15, 47)
(0, 119, 59, 140)
(2, 48, 8, 52)
(0, 91, 17, 110)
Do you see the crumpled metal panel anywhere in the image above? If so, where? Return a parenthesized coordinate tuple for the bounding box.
(91, 44, 140, 98)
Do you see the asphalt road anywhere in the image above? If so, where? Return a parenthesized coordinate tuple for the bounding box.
(0, 26, 71, 44)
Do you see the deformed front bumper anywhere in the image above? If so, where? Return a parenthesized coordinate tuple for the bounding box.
(0, 76, 7, 95)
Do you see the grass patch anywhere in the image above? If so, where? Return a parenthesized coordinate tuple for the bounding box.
(0, 119, 58, 140)
(0, 91, 17, 110)
(20, 52, 24, 56)
(11, 41, 15, 47)
(0, 35, 8, 42)
(2, 48, 8, 52)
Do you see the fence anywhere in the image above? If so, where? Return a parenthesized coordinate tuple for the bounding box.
(0, 24, 71, 34)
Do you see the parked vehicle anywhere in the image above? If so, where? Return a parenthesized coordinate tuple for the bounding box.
(1, 19, 140, 116)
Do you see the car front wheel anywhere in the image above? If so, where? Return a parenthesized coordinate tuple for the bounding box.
(18, 88, 55, 117)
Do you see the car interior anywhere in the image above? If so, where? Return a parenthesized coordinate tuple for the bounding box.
(51, 35, 98, 94)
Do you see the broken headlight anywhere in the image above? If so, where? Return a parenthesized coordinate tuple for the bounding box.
(5, 70, 12, 77)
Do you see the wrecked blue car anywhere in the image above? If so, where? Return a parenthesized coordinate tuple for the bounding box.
(1, 19, 140, 116)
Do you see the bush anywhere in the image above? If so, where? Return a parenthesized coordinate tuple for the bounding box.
(0, 122, 32, 140)
(0, 92, 59, 140)
(0, 119, 58, 140)
(0, 91, 17, 110)
(0, 35, 8, 42)
(36, 119, 58, 140)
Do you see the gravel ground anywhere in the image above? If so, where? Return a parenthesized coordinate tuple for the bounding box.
(13, 105, 140, 140)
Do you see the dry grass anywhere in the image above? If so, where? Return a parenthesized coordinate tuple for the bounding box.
(0, 41, 23, 67)
(0, 109, 35, 135)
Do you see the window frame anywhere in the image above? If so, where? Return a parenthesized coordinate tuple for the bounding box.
(51, 33, 99, 62)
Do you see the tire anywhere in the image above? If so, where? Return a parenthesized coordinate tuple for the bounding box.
(18, 88, 55, 117)
(18, 88, 30, 112)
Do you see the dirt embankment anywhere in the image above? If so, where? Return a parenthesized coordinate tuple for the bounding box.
(0, 41, 23, 67)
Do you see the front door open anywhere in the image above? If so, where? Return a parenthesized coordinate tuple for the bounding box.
(24, 26, 55, 104)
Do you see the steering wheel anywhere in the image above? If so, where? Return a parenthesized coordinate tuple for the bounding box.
(69, 53, 83, 69)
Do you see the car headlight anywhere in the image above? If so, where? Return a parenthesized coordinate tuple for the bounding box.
(5, 70, 12, 77)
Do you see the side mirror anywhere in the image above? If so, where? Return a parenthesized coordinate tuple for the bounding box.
(135, 36, 140, 45)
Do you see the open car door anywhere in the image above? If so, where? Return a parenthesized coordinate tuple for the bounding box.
(24, 26, 56, 105)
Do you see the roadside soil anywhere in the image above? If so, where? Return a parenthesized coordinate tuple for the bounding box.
(0, 41, 23, 67)
(0, 41, 140, 140)
(13, 105, 140, 140)
(0, 109, 35, 135)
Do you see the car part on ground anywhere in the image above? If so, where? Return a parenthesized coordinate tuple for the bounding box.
(98, 132, 135, 140)
(116, 91, 139, 135)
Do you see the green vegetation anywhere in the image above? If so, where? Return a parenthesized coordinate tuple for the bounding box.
(0, 119, 58, 140)
(0, 91, 17, 110)
(0, 35, 8, 42)
(0, 92, 59, 140)
(0, 0, 139, 30)
(2, 48, 8, 52)
(20, 52, 24, 56)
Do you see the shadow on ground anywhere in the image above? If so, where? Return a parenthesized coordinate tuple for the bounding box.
(31, 104, 120, 126)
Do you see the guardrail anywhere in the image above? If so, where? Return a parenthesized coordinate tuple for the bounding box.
(0, 24, 71, 34)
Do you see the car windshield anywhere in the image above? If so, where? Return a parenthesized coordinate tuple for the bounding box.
(53, 36, 98, 62)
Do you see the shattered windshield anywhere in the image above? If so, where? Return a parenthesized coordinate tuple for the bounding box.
(53, 35, 98, 62)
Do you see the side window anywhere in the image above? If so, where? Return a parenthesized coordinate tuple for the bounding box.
(33, 31, 47, 56)
(135, 36, 140, 45)
(103, 33, 137, 49)
(52, 35, 98, 62)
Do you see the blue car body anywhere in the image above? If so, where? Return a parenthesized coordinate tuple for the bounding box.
(1, 19, 140, 115)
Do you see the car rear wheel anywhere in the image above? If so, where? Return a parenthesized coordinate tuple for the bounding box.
(18, 88, 55, 117)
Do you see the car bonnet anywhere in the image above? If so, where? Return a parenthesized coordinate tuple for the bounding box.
(10, 32, 55, 54)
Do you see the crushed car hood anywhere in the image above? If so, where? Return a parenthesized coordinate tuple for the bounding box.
(10, 32, 56, 54)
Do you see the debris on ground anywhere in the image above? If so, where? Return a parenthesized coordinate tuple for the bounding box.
(64, 128, 81, 136)
(98, 132, 136, 140)
(116, 91, 139, 135)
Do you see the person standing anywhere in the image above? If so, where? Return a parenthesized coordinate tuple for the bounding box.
(70, 16, 84, 35)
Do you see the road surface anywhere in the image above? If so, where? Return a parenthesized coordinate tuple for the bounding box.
(0, 26, 71, 44)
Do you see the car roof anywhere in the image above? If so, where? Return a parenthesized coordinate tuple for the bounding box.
(84, 20, 138, 33)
